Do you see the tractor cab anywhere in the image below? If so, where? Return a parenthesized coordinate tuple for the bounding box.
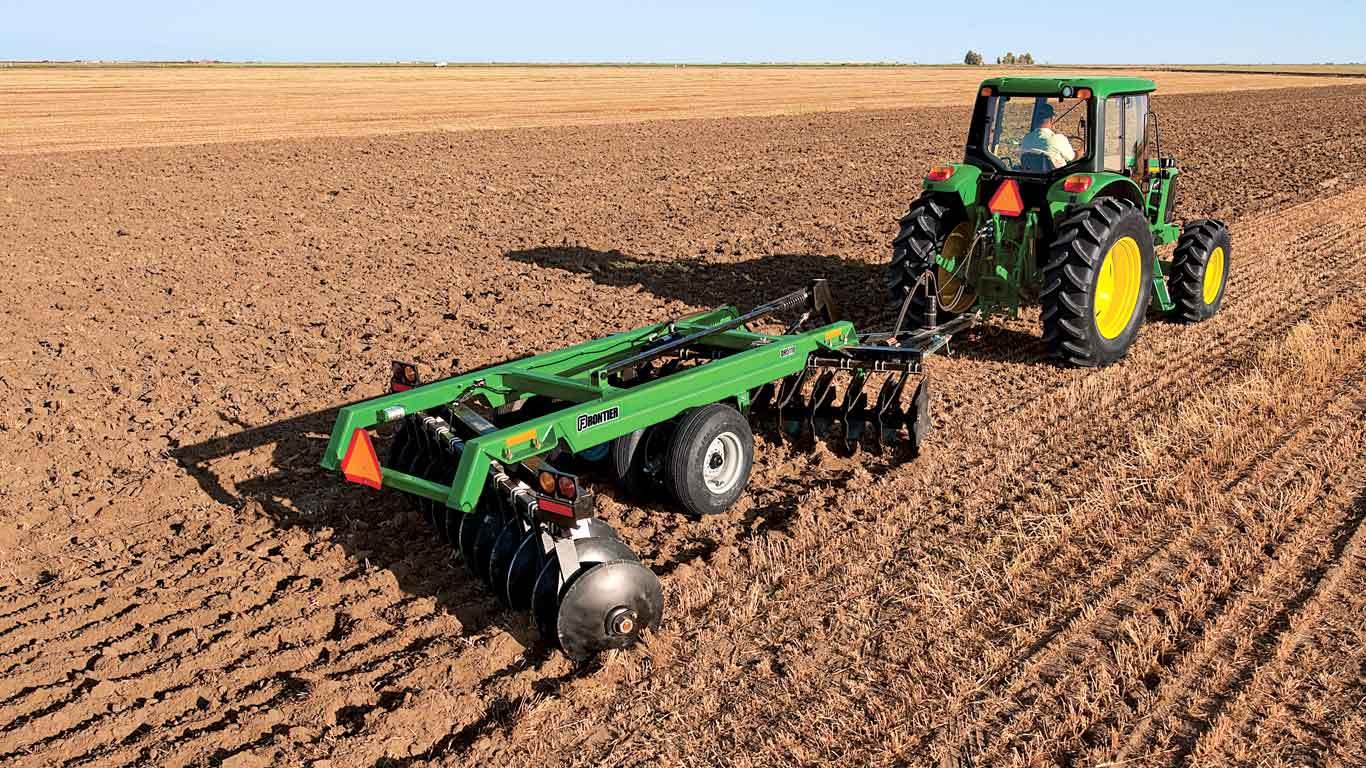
(967, 76, 1156, 179)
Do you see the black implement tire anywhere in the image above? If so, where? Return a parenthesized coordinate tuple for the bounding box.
(889, 194, 966, 323)
(666, 404, 753, 516)
(1168, 219, 1231, 322)
(611, 426, 669, 499)
(1041, 198, 1155, 367)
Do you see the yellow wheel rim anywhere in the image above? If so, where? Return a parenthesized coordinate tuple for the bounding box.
(937, 222, 977, 314)
(1094, 236, 1143, 340)
(1203, 246, 1226, 305)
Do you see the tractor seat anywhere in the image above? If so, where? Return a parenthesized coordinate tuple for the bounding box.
(1019, 152, 1055, 172)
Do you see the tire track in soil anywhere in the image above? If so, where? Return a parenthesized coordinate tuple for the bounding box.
(466, 186, 1366, 768)
(928, 371, 1366, 766)
(898, 246, 1366, 763)
(1121, 469, 1366, 766)
(894, 315, 1365, 765)
(955, 386, 1365, 767)
(1184, 491, 1366, 766)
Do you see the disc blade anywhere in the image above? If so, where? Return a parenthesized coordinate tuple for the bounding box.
(488, 521, 527, 607)
(531, 557, 561, 644)
(579, 518, 621, 541)
(869, 376, 899, 451)
(557, 559, 663, 660)
(841, 374, 869, 453)
(385, 417, 413, 471)
(506, 532, 547, 612)
(531, 536, 642, 650)
(878, 371, 911, 451)
(389, 416, 421, 474)
(751, 381, 777, 414)
(470, 511, 507, 588)
(773, 370, 808, 440)
(457, 505, 485, 566)
(907, 377, 932, 458)
(808, 371, 839, 437)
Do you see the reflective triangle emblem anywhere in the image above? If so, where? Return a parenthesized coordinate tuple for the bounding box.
(341, 429, 383, 490)
(988, 178, 1025, 217)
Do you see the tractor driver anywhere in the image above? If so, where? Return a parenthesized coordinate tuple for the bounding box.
(1019, 101, 1075, 171)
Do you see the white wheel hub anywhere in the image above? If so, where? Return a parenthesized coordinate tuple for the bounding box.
(701, 431, 743, 495)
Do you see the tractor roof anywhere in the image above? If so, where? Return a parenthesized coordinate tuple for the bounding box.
(979, 75, 1157, 98)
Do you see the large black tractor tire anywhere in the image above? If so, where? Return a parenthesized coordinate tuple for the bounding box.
(1168, 219, 1231, 322)
(1041, 198, 1155, 367)
(889, 194, 968, 324)
(666, 404, 754, 517)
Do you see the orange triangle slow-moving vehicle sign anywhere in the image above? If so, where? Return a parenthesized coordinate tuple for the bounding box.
(341, 429, 383, 490)
(988, 178, 1025, 217)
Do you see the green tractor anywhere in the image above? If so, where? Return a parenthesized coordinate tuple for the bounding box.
(889, 76, 1231, 366)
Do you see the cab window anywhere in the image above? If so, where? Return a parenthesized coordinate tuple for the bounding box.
(981, 94, 1089, 173)
(1105, 94, 1149, 172)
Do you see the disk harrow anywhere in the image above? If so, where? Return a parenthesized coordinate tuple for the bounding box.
(321, 281, 969, 658)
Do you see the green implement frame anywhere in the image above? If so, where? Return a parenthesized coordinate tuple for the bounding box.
(321, 286, 867, 516)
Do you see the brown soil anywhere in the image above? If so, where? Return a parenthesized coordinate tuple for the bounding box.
(0, 82, 1363, 767)
(0, 65, 1352, 154)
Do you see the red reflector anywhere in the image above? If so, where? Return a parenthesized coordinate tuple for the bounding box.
(926, 165, 955, 182)
(980, 86, 993, 97)
(988, 179, 1025, 217)
(340, 429, 383, 490)
(538, 497, 574, 518)
(389, 362, 418, 393)
(1063, 175, 1093, 193)
(557, 475, 577, 499)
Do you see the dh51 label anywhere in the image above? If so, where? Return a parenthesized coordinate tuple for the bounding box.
(576, 406, 620, 432)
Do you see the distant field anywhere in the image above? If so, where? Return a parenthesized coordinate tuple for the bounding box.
(0, 64, 1353, 154)
(1149, 63, 1366, 75)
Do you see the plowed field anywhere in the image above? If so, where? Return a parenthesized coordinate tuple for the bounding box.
(0, 65, 1354, 154)
(0, 76, 1363, 767)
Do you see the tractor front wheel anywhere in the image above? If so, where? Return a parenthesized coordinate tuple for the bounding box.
(1168, 219, 1231, 322)
(1042, 198, 1155, 367)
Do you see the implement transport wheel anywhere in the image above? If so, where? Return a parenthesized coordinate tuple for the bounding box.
(889, 193, 974, 322)
(1042, 198, 1154, 367)
(1168, 219, 1231, 322)
(612, 426, 669, 499)
(666, 404, 754, 516)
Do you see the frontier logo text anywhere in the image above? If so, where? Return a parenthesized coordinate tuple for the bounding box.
(576, 406, 620, 432)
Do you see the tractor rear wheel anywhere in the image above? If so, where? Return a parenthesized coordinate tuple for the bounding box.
(1168, 219, 1231, 322)
(889, 194, 974, 324)
(1041, 198, 1154, 367)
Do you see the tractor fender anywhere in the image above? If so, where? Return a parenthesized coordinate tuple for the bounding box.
(921, 163, 983, 210)
(1046, 172, 1143, 209)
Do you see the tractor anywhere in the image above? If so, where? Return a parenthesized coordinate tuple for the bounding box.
(888, 76, 1231, 366)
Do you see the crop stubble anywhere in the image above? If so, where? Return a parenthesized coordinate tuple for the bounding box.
(0, 78, 1363, 767)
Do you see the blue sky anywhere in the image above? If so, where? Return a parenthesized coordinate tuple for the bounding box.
(1, 1, 1361, 64)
